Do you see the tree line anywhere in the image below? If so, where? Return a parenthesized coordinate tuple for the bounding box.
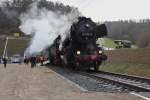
(0, 0, 77, 36)
(105, 20, 150, 47)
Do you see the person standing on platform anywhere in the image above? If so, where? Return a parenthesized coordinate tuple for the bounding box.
(40, 56, 44, 66)
(30, 56, 36, 68)
(3, 58, 7, 68)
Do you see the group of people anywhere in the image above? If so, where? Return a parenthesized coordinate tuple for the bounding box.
(24, 55, 47, 68)
(0, 55, 47, 68)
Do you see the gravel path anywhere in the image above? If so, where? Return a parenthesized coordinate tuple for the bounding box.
(48, 66, 131, 92)
(0, 64, 143, 100)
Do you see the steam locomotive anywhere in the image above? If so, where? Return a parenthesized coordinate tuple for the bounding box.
(48, 17, 107, 71)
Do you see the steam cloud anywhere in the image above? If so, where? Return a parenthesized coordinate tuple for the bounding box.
(19, 3, 80, 56)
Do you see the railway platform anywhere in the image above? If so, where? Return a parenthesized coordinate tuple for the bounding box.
(0, 64, 144, 100)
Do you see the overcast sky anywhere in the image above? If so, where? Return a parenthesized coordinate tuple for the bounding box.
(50, 0, 150, 21)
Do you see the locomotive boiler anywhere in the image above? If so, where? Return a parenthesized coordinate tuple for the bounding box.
(49, 17, 107, 71)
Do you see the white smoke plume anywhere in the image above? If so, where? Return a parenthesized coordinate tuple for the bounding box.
(19, 3, 80, 55)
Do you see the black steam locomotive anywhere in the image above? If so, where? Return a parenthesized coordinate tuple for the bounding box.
(49, 17, 107, 71)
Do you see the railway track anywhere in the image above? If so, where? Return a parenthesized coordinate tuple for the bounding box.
(78, 71, 150, 92)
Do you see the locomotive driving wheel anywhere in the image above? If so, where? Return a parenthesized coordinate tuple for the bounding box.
(71, 61, 79, 71)
(94, 62, 99, 72)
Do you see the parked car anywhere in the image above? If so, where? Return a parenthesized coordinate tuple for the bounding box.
(11, 54, 22, 63)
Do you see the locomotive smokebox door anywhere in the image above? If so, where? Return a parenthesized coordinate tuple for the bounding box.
(95, 24, 107, 38)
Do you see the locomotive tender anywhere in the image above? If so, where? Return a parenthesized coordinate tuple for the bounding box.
(49, 17, 107, 71)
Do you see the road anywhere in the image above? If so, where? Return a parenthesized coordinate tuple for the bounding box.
(0, 64, 144, 100)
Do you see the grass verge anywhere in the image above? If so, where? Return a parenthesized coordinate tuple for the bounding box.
(100, 48, 150, 78)
(100, 62, 150, 78)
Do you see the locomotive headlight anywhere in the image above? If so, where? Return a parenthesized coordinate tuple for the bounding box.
(77, 51, 81, 55)
(99, 50, 102, 54)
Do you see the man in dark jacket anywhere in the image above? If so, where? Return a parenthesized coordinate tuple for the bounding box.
(30, 57, 36, 68)
(3, 58, 7, 68)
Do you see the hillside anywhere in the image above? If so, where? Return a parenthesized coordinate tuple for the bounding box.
(0, 38, 29, 56)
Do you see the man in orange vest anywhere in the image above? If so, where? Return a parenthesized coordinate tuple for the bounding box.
(40, 56, 44, 66)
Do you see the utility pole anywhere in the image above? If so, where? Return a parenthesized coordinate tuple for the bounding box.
(3, 37, 8, 58)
